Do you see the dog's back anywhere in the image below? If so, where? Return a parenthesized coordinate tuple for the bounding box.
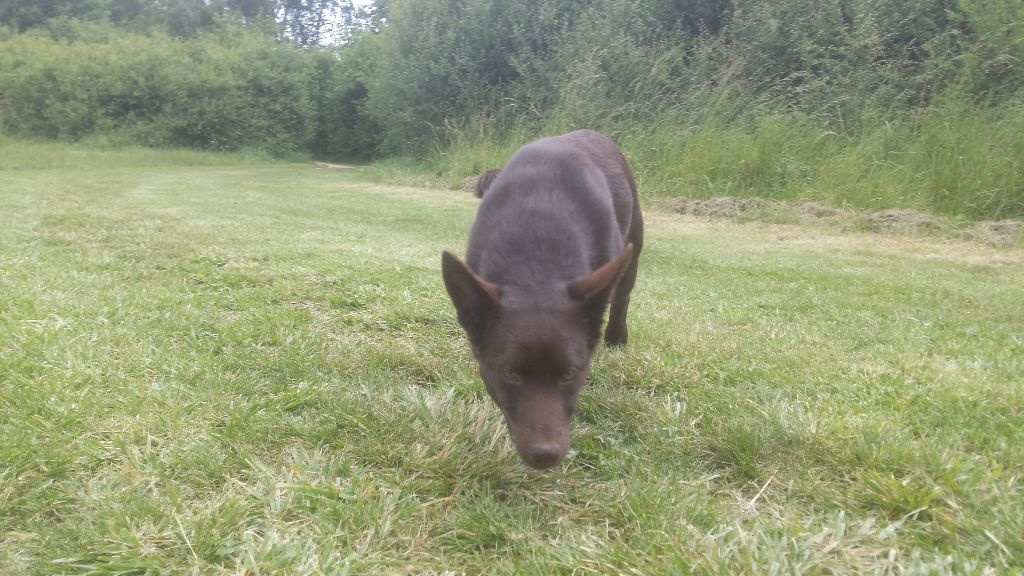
(467, 130, 642, 286)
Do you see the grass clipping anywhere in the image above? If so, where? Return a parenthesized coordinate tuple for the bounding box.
(664, 196, 1023, 246)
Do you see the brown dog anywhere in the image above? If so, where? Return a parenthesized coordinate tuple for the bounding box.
(442, 130, 643, 469)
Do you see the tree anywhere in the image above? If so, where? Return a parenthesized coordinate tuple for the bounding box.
(277, 0, 372, 46)
(0, 0, 109, 31)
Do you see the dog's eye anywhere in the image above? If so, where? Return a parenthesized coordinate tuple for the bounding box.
(561, 367, 579, 382)
(501, 366, 520, 383)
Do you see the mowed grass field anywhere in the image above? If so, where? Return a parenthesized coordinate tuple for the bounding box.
(1, 142, 1022, 575)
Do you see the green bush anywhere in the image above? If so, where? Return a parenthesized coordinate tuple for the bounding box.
(0, 23, 314, 154)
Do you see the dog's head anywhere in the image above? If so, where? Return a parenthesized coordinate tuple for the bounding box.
(441, 245, 633, 469)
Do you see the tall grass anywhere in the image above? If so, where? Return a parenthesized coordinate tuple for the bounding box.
(379, 0, 1024, 220)
(435, 93, 1024, 220)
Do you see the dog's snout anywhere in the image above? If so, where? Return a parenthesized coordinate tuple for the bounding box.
(522, 442, 566, 469)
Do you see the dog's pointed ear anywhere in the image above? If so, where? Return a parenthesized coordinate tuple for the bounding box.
(568, 243, 634, 304)
(442, 251, 501, 340)
(568, 244, 634, 345)
(474, 168, 501, 198)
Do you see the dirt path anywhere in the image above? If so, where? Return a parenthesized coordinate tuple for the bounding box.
(314, 161, 355, 169)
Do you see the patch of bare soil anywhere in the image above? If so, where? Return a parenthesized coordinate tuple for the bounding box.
(461, 175, 479, 191)
(965, 220, 1023, 246)
(667, 196, 767, 217)
(649, 210, 1024, 269)
(660, 195, 1023, 249)
(315, 161, 354, 169)
(797, 201, 845, 218)
(863, 208, 942, 231)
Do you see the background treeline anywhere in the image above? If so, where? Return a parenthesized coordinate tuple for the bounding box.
(0, 0, 380, 158)
(1, 0, 1022, 217)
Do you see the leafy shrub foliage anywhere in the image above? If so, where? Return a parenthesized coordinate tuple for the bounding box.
(0, 23, 314, 154)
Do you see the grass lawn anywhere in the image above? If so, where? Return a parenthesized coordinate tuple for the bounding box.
(1, 142, 1022, 574)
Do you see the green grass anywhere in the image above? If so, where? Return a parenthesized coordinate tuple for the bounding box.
(2, 141, 1022, 574)
(436, 97, 1024, 220)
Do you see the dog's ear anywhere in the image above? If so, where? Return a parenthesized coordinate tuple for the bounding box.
(568, 244, 634, 303)
(568, 244, 634, 339)
(474, 168, 501, 198)
(442, 251, 501, 342)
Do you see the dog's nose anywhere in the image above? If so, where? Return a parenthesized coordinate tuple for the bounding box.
(523, 443, 566, 469)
